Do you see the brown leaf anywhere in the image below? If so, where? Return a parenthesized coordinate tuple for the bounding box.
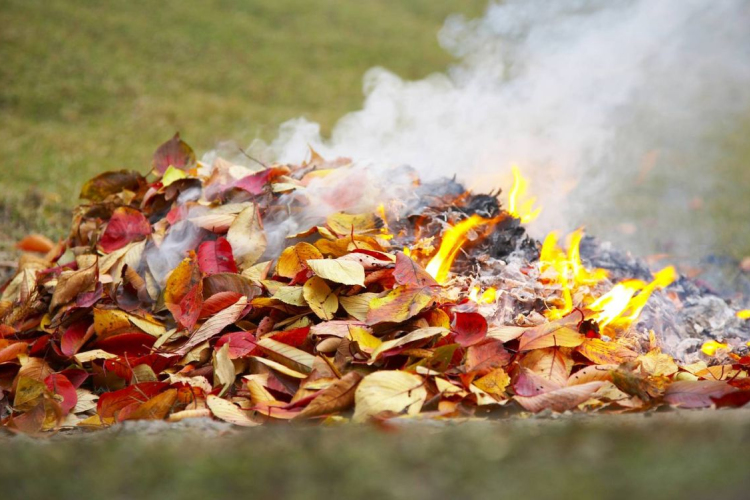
(393, 252, 437, 288)
(125, 389, 178, 420)
(515, 381, 606, 413)
(576, 338, 638, 364)
(16, 234, 55, 254)
(79, 170, 145, 202)
(51, 260, 98, 310)
(518, 321, 584, 351)
(164, 254, 203, 330)
(294, 372, 363, 420)
(179, 296, 248, 354)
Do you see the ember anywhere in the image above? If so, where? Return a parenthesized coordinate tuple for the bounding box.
(1, 134, 749, 433)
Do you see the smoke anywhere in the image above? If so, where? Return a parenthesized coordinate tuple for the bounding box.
(244, 0, 750, 259)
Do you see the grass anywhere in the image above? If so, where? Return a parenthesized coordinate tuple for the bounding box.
(0, 0, 486, 247)
(2, 412, 750, 500)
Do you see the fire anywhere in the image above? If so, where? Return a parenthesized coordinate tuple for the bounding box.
(589, 266, 677, 328)
(540, 228, 676, 330)
(468, 286, 497, 304)
(426, 215, 494, 284)
(377, 203, 393, 240)
(737, 310, 750, 319)
(539, 228, 609, 319)
(700, 340, 728, 356)
(508, 165, 542, 223)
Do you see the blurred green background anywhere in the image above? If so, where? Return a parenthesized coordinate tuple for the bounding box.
(0, 0, 485, 248)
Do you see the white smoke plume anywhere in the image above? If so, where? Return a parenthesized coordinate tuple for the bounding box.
(240, 0, 750, 258)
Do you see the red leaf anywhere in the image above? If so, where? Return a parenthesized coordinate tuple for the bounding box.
(59, 368, 89, 389)
(44, 373, 78, 415)
(197, 237, 238, 275)
(465, 339, 511, 376)
(165, 253, 204, 330)
(235, 170, 272, 195)
(711, 390, 750, 408)
(99, 207, 152, 253)
(104, 353, 177, 382)
(61, 320, 92, 357)
(93, 332, 157, 357)
(97, 382, 168, 419)
(200, 291, 244, 319)
(665, 380, 737, 408)
(271, 326, 311, 348)
(215, 331, 258, 359)
(451, 311, 488, 347)
(152, 132, 196, 174)
(393, 252, 438, 288)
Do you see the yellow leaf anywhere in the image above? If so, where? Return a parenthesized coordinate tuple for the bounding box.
(347, 325, 382, 353)
(272, 286, 307, 307)
(73, 349, 118, 363)
(303, 276, 339, 320)
(257, 337, 315, 374)
(14, 376, 47, 411)
(306, 259, 365, 286)
(366, 286, 435, 325)
(353, 370, 426, 422)
(339, 293, 378, 321)
(206, 395, 259, 427)
(276, 242, 323, 278)
(326, 212, 382, 236)
(161, 166, 189, 187)
(638, 348, 679, 377)
(214, 343, 235, 396)
(474, 368, 511, 396)
(227, 204, 267, 271)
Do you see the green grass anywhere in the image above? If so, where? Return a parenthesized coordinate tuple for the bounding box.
(0, 0, 486, 247)
(3, 413, 750, 500)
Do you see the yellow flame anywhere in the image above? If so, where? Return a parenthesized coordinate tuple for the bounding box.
(737, 310, 750, 319)
(589, 266, 677, 328)
(481, 287, 497, 304)
(426, 215, 493, 284)
(701, 340, 728, 356)
(508, 165, 542, 223)
(403, 246, 411, 257)
(377, 203, 393, 240)
(468, 286, 497, 304)
(539, 229, 608, 319)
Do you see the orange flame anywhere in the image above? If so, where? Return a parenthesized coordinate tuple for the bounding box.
(508, 165, 542, 223)
(426, 215, 494, 284)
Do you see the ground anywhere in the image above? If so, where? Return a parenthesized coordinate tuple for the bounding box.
(3, 412, 750, 499)
(2, 1, 750, 497)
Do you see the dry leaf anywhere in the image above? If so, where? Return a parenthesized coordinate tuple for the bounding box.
(306, 259, 366, 286)
(353, 370, 426, 422)
(303, 277, 339, 320)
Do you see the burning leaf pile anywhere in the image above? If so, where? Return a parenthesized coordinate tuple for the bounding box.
(2, 134, 750, 434)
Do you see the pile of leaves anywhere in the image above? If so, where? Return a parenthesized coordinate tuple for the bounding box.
(2, 134, 749, 434)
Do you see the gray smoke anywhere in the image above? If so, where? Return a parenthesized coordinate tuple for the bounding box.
(246, 0, 750, 259)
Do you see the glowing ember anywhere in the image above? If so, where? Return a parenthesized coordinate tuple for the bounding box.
(426, 215, 494, 284)
(701, 340, 728, 356)
(508, 165, 542, 223)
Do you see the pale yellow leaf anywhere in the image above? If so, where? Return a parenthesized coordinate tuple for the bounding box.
(369, 327, 448, 363)
(206, 395, 259, 427)
(306, 259, 365, 286)
(353, 370, 426, 422)
(303, 276, 338, 320)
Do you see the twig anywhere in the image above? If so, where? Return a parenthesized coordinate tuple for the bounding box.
(238, 147, 268, 169)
